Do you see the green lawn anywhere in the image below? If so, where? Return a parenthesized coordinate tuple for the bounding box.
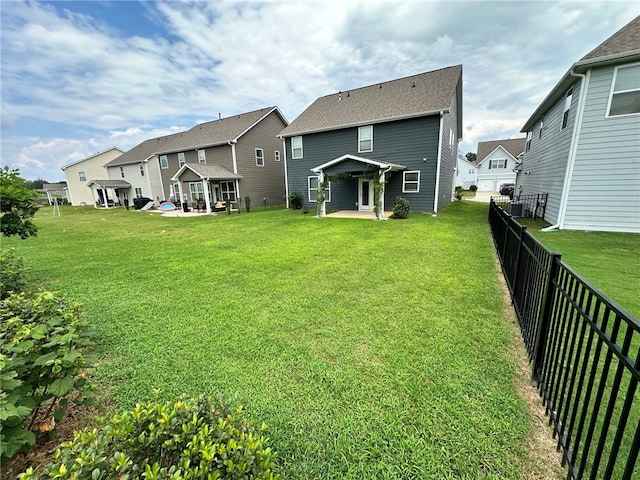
(5, 202, 537, 479)
(518, 219, 640, 319)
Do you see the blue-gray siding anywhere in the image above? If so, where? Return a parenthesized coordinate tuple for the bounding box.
(285, 116, 442, 212)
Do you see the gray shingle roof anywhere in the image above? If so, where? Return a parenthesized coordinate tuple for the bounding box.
(279, 65, 462, 137)
(175, 163, 242, 180)
(86, 179, 132, 188)
(476, 138, 526, 163)
(104, 107, 283, 167)
(581, 16, 640, 61)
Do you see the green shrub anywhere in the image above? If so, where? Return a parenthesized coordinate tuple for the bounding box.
(0, 248, 27, 299)
(288, 191, 303, 210)
(19, 395, 279, 480)
(391, 196, 410, 219)
(454, 186, 464, 202)
(0, 291, 95, 461)
(469, 184, 478, 192)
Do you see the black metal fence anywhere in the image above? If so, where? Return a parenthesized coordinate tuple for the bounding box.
(491, 193, 548, 220)
(488, 199, 640, 480)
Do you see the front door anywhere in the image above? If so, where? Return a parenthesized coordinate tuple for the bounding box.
(358, 178, 374, 211)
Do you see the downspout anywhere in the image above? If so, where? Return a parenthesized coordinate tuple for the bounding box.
(228, 140, 241, 202)
(282, 138, 290, 208)
(143, 155, 154, 203)
(433, 111, 445, 213)
(541, 68, 589, 232)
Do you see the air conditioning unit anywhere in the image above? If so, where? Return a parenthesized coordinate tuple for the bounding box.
(510, 201, 524, 217)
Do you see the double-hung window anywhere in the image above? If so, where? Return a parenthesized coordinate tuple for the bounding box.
(291, 136, 303, 159)
(198, 150, 206, 164)
(255, 148, 264, 166)
(134, 187, 143, 198)
(178, 152, 185, 166)
(139, 164, 145, 177)
(539, 116, 545, 139)
(308, 176, 331, 202)
(358, 125, 373, 152)
(525, 131, 532, 152)
(561, 87, 573, 129)
(120, 166, 125, 178)
(274, 151, 281, 162)
(489, 159, 507, 169)
(220, 181, 236, 202)
(189, 182, 204, 202)
(607, 63, 640, 117)
(77, 171, 86, 181)
(160, 155, 168, 169)
(402, 171, 420, 193)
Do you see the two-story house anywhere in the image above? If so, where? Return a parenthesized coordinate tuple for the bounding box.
(61, 147, 124, 206)
(278, 65, 463, 218)
(475, 138, 525, 192)
(455, 154, 477, 190)
(102, 107, 288, 212)
(517, 15, 639, 233)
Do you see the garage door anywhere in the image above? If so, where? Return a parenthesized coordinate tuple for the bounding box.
(477, 179, 496, 191)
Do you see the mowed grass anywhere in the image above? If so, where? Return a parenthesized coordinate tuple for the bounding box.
(5, 202, 533, 479)
(518, 219, 640, 319)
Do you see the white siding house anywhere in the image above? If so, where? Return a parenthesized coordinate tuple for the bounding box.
(475, 138, 525, 192)
(455, 154, 476, 189)
(517, 16, 640, 233)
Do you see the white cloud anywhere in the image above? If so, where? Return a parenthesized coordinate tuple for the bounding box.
(1, 0, 638, 180)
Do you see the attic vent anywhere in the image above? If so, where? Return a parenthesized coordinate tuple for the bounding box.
(412, 81, 415, 88)
(337, 92, 342, 101)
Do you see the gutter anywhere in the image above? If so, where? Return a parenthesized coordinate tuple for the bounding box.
(282, 138, 290, 208)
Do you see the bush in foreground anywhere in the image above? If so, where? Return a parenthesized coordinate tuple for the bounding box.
(18, 395, 279, 480)
(0, 248, 28, 299)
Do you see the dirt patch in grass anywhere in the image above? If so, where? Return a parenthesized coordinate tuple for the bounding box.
(494, 257, 565, 480)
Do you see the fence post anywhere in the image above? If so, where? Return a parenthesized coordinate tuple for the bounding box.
(532, 252, 562, 383)
(511, 224, 527, 297)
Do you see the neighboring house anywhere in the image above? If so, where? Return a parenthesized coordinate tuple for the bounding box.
(474, 138, 525, 192)
(455, 154, 477, 189)
(101, 107, 288, 212)
(39, 183, 69, 204)
(517, 16, 640, 233)
(278, 65, 463, 217)
(61, 147, 124, 206)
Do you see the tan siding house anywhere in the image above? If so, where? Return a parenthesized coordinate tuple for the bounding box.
(61, 147, 124, 206)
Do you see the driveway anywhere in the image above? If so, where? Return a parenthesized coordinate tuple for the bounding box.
(466, 190, 496, 203)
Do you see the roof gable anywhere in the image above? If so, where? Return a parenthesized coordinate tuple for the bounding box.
(279, 65, 462, 137)
(61, 147, 124, 170)
(171, 163, 242, 181)
(476, 138, 526, 163)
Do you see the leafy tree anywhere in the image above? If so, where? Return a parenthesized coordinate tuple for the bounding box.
(0, 167, 39, 239)
(465, 152, 477, 163)
(24, 179, 46, 190)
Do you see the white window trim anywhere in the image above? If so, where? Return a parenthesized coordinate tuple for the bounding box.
(188, 182, 204, 202)
(402, 171, 420, 193)
(139, 164, 145, 177)
(220, 181, 236, 202)
(197, 149, 206, 164)
(561, 87, 573, 130)
(77, 171, 86, 181)
(274, 150, 281, 162)
(291, 136, 303, 159)
(605, 62, 640, 118)
(178, 152, 186, 166)
(120, 166, 125, 178)
(255, 148, 264, 167)
(160, 155, 168, 169)
(134, 187, 143, 198)
(308, 176, 331, 202)
(525, 131, 532, 152)
(358, 125, 373, 153)
(489, 159, 508, 170)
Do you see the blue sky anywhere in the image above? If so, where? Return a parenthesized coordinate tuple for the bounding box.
(1, 0, 638, 181)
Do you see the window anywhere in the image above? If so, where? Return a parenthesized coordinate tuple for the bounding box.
(170, 183, 180, 201)
(561, 87, 573, 129)
(402, 171, 420, 193)
(525, 131, 532, 152)
(255, 148, 264, 167)
(134, 187, 143, 198)
(291, 136, 303, 159)
(449, 128, 454, 151)
(139, 164, 145, 177)
(220, 181, 236, 202)
(308, 176, 331, 202)
(178, 152, 185, 166)
(607, 63, 640, 117)
(188, 182, 204, 202)
(120, 166, 125, 178)
(274, 150, 281, 162)
(489, 159, 508, 169)
(358, 125, 373, 152)
(160, 155, 168, 169)
(539, 116, 545, 139)
(77, 171, 86, 181)
(198, 150, 206, 164)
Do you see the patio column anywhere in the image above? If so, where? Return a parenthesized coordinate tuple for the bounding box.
(376, 169, 385, 220)
(203, 180, 212, 213)
(102, 189, 109, 209)
(317, 170, 326, 217)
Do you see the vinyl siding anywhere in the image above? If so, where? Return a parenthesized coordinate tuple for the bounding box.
(437, 97, 458, 211)
(159, 144, 233, 192)
(107, 163, 154, 202)
(517, 77, 581, 224)
(63, 149, 123, 206)
(563, 64, 640, 233)
(476, 147, 518, 191)
(285, 115, 441, 212)
(234, 110, 287, 207)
